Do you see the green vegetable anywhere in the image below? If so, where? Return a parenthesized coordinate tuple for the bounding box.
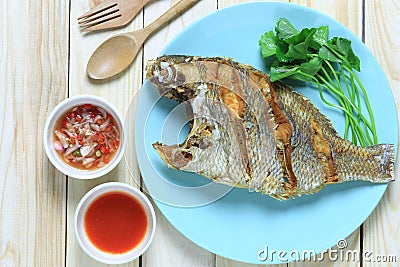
(259, 18, 377, 146)
(95, 150, 101, 157)
(73, 150, 82, 157)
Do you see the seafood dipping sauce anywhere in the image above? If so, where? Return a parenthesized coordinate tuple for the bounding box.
(84, 191, 148, 254)
(53, 104, 120, 170)
(74, 182, 156, 264)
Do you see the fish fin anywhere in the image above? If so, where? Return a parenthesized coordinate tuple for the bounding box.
(153, 143, 192, 170)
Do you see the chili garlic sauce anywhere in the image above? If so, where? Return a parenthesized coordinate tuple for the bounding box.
(84, 192, 148, 254)
(53, 104, 120, 170)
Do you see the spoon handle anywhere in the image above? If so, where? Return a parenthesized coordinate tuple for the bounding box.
(141, 0, 200, 37)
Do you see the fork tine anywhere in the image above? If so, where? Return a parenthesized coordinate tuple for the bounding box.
(78, 6, 120, 25)
(77, 1, 117, 21)
(80, 12, 122, 32)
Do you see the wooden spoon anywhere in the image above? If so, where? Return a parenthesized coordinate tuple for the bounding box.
(87, 0, 200, 80)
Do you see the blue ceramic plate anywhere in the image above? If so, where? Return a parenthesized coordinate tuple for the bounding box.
(133, 2, 397, 264)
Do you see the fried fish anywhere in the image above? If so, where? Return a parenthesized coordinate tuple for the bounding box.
(145, 55, 394, 199)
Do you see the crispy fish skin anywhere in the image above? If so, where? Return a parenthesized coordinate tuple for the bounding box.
(146, 55, 394, 199)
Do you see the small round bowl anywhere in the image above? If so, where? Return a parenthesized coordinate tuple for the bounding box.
(74, 182, 156, 264)
(43, 95, 126, 179)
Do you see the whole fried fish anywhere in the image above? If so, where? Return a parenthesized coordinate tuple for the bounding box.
(146, 55, 394, 199)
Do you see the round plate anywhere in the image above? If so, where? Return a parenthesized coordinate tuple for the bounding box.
(132, 2, 397, 264)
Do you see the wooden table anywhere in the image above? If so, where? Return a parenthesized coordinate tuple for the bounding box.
(1, 0, 399, 266)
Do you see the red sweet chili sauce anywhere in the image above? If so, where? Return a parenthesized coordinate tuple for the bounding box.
(84, 191, 148, 254)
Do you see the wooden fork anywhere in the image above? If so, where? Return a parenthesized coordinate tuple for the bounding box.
(78, 0, 151, 32)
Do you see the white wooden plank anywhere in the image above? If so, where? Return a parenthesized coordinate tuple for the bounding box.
(0, 0, 68, 266)
(363, 0, 400, 266)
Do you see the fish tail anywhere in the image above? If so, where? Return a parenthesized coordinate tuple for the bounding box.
(337, 143, 394, 183)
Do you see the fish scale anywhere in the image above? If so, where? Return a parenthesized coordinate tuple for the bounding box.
(146, 55, 394, 200)
(274, 82, 394, 185)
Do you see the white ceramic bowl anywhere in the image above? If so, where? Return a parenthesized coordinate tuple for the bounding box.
(74, 182, 156, 264)
(43, 95, 126, 179)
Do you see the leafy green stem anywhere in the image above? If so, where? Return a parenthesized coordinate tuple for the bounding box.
(319, 61, 353, 140)
(297, 70, 371, 146)
(343, 65, 378, 144)
(316, 71, 374, 145)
